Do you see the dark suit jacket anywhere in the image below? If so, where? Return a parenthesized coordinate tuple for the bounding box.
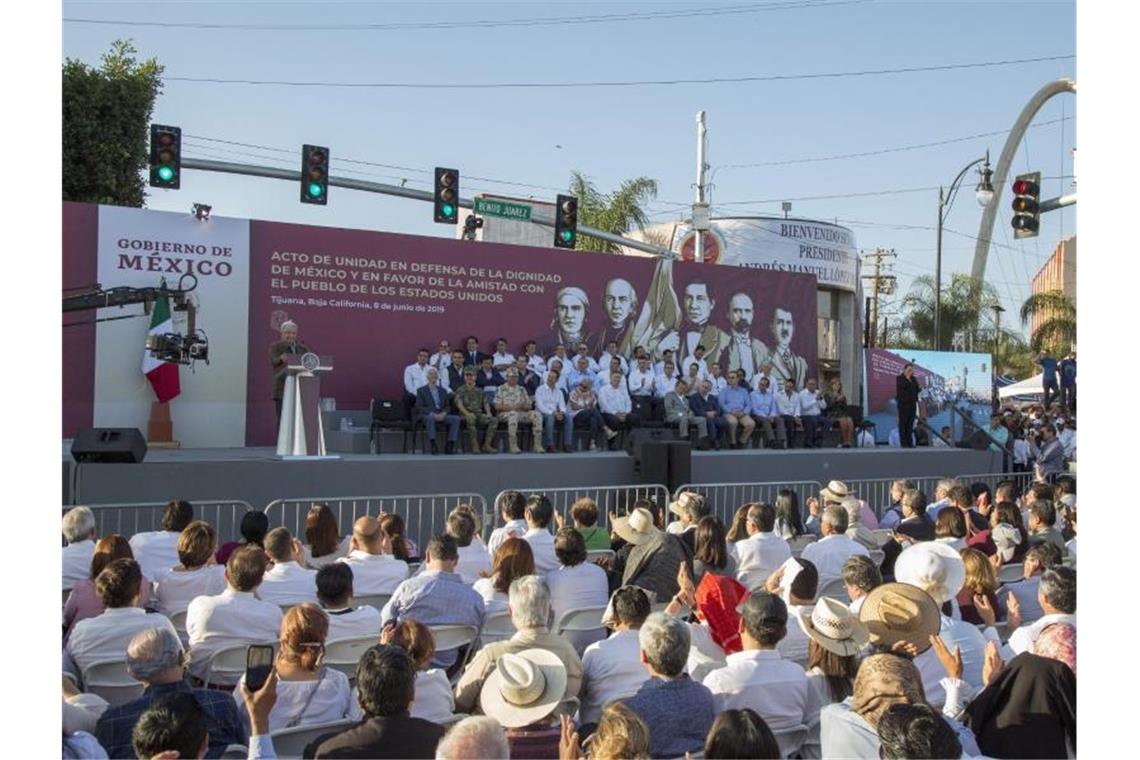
(476, 369, 505, 389)
(446, 364, 466, 390)
(464, 350, 491, 367)
(305, 714, 445, 759)
(415, 384, 452, 417)
(269, 339, 311, 399)
(688, 393, 722, 417)
(622, 530, 693, 603)
(896, 374, 921, 411)
(881, 515, 936, 577)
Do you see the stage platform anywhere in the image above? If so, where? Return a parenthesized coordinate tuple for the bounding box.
(64, 443, 1002, 518)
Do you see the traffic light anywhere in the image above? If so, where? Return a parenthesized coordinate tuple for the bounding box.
(301, 145, 330, 205)
(149, 124, 181, 189)
(1010, 171, 1041, 239)
(434, 168, 459, 223)
(554, 194, 578, 249)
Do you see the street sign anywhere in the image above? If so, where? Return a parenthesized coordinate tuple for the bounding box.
(474, 197, 532, 221)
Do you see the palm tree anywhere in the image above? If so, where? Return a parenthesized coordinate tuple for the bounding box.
(1019, 290, 1076, 354)
(568, 171, 658, 253)
(899, 273, 1002, 350)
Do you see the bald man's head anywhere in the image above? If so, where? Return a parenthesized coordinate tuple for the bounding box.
(353, 516, 383, 554)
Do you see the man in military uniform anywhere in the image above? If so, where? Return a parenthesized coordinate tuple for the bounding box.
(454, 368, 500, 454)
(269, 320, 310, 426)
(493, 369, 544, 454)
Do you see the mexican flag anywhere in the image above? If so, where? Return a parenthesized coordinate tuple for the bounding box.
(142, 289, 181, 403)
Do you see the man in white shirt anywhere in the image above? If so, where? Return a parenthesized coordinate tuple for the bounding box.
(428, 339, 453, 373)
(878, 480, 912, 530)
(797, 377, 827, 448)
(447, 508, 492, 584)
(748, 375, 786, 449)
(487, 491, 529, 558)
(522, 340, 548, 375)
(599, 371, 637, 446)
(580, 587, 652, 725)
(315, 564, 382, 642)
(522, 495, 559, 575)
(627, 355, 657, 400)
(924, 479, 958, 522)
(63, 506, 97, 590)
(129, 499, 195, 580)
(338, 516, 410, 596)
(772, 560, 818, 667)
(66, 558, 180, 677)
(706, 363, 728, 395)
(749, 361, 774, 391)
(186, 546, 284, 683)
(654, 361, 681, 400)
(1005, 566, 1075, 657)
(597, 340, 629, 377)
(571, 342, 600, 373)
(535, 368, 573, 453)
(855, 422, 876, 448)
(841, 555, 882, 615)
(775, 378, 802, 448)
(546, 529, 610, 652)
(258, 527, 318, 606)
(491, 338, 515, 372)
(703, 592, 815, 733)
(403, 347, 432, 398)
(564, 355, 598, 396)
(734, 502, 792, 591)
(800, 506, 870, 581)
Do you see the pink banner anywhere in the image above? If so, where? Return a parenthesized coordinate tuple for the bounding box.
(246, 221, 818, 445)
(865, 348, 944, 415)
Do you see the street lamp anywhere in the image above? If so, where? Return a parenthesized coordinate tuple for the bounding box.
(935, 151, 994, 350)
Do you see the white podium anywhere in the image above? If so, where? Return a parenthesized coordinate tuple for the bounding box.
(276, 353, 338, 459)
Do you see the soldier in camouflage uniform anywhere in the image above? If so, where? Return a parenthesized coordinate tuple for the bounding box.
(493, 369, 544, 454)
(453, 368, 500, 454)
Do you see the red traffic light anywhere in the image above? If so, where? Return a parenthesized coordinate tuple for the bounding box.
(1012, 179, 1038, 196)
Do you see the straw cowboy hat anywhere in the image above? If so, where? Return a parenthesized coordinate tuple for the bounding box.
(668, 491, 704, 519)
(820, 480, 850, 504)
(613, 507, 660, 546)
(480, 649, 568, 729)
(858, 582, 941, 654)
(894, 541, 966, 605)
(798, 596, 871, 657)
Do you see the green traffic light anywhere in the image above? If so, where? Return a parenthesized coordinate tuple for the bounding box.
(442, 203, 456, 219)
(560, 229, 575, 243)
(308, 183, 324, 198)
(157, 165, 175, 182)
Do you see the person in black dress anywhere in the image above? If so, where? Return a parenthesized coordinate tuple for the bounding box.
(896, 364, 921, 448)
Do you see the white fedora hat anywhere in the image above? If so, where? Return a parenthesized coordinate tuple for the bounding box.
(613, 507, 660, 546)
(894, 541, 966, 605)
(797, 596, 871, 657)
(821, 480, 849, 503)
(479, 649, 567, 728)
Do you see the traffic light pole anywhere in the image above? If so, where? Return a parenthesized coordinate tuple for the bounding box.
(1039, 193, 1077, 214)
(178, 157, 677, 259)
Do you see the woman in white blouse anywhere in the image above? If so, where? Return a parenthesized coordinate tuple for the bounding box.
(232, 604, 359, 732)
(473, 537, 535, 615)
(302, 504, 352, 569)
(151, 521, 226, 618)
(383, 618, 454, 723)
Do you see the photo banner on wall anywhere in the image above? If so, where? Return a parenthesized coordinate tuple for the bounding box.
(247, 222, 819, 445)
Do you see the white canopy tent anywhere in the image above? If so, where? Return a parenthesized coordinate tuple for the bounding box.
(998, 373, 1045, 400)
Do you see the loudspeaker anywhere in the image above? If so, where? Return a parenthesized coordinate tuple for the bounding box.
(630, 433, 692, 492)
(668, 440, 692, 492)
(635, 441, 671, 488)
(71, 427, 148, 463)
(625, 427, 674, 458)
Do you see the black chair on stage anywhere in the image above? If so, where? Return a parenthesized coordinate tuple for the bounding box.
(369, 398, 413, 454)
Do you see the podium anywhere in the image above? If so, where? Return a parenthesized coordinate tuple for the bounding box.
(276, 353, 338, 459)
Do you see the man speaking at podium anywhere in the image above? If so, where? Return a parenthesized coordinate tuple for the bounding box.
(270, 320, 311, 425)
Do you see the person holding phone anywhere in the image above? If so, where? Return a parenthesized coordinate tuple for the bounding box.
(232, 604, 359, 733)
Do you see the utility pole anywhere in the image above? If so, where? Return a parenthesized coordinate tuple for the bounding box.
(860, 248, 897, 348)
(693, 111, 710, 262)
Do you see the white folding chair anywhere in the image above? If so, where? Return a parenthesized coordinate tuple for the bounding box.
(771, 724, 808, 759)
(352, 594, 392, 613)
(428, 624, 480, 680)
(270, 718, 357, 758)
(480, 610, 516, 644)
(871, 528, 894, 545)
(220, 744, 248, 759)
(205, 641, 276, 688)
(816, 576, 850, 603)
(998, 564, 1024, 583)
(789, 535, 817, 556)
(868, 548, 885, 566)
(82, 659, 144, 706)
(63, 588, 72, 606)
(324, 636, 378, 680)
(554, 605, 608, 656)
(586, 549, 615, 565)
(169, 609, 188, 635)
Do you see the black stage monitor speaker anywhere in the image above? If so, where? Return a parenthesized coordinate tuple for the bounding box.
(629, 431, 691, 492)
(71, 427, 148, 463)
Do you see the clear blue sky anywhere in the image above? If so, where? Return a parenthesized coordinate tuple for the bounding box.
(62, 0, 1076, 337)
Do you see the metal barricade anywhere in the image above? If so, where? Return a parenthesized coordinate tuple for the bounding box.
(843, 476, 946, 519)
(262, 494, 490, 551)
(61, 501, 255, 543)
(672, 481, 824, 527)
(493, 485, 671, 533)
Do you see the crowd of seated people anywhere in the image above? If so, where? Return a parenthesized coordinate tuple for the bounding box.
(398, 336, 864, 454)
(61, 474, 1076, 759)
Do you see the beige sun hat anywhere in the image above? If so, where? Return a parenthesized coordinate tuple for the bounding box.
(797, 596, 871, 657)
(858, 582, 941, 654)
(613, 507, 660, 546)
(821, 480, 850, 504)
(894, 541, 966, 605)
(479, 649, 568, 728)
(668, 491, 703, 519)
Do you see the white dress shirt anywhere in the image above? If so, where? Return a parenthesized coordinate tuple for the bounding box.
(1004, 576, 1044, 625)
(323, 605, 383, 642)
(848, 595, 867, 615)
(799, 534, 870, 581)
(234, 667, 359, 733)
(775, 391, 802, 416)
(487, 519, 528, 558)
(337, 550, 409, 596)
(888, 428, 901, 447)
(598, 352, 629, 375)
(821, 699, 981, 760)
(523, 528, 559, 574)
(63, 540, 96, 590)
(798, 389, 826, 416)
(186, 588, 284, 681)
(598, 383, 632, 414)
(472, 577, 509, 615)
(1007, 612, 1076, 656)
(708, 375, 728, 395)
(914, 615, 987, 708)
(703, 648, 817, 732)
(411, 668, 456, 723)
(403, 361, 431, 397)
(455, 543, 493, 585)
(152, 564, 227, 617)
(534, 384, 568, 415)
(545, 562, 609, 629)
(683, 357, 710, 381)
(627, 367, 656, 397)
(734, 531, 793, 591)
(856, 429, 876, 447)
(580, 629, 650, 724)
(128, 531, 182, 580)
(803, 667, 846, 758)
(66, 607, 180, 676)
(429, 352, 452, 371)
(572, 354, 599, 372)
(302, 535, 353, 569)
(1013, 438, 1030, 465)
(1065, 537, 1076, 565)
(492, 351, 516, 369)
(525, 354, 548, 374)
(654, 373, 679, 399)
(776, 604, 815, 667)
(258, 561, 319, 606)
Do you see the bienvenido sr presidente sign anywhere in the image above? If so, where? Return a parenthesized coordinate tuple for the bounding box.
(474, 197, 533, 221)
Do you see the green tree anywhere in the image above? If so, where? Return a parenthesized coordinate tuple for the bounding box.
(63, 39, 164, 206)
(1019, 290, 1076, 354)
(568, 171, 658, 253)
(899, 273, 1002, 350)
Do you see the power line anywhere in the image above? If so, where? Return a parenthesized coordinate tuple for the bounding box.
(64, 1, 865, 32)
(164, 54, 1074, 90)
(715, 186, 940, 205)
